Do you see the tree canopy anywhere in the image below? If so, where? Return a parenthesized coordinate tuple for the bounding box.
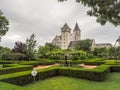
(58, 0, 120, 26)
(26, 34, 37, 60)
(0, 10, 9, 41)
(75, 39, 91, 53)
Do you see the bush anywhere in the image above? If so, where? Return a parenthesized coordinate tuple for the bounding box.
(0, 61, 15, 64)
(87, 54, 94, 59)
(18, 61, 56, 66)
(58, 65, 110, 81)
(0, 68, 58, 85)
(0, 65, 33, 75)
(2, 53, 25, 60)
(0, 65, 111, 86)
(72, 55, 79, 60)
(84, 61, 105, 65)
(0, 64, 3, 68)
(49, 56, 60, 60)
(3, 64, 20, 67)
(110, 66, 120, 72)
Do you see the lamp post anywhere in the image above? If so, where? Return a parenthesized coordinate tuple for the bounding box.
(64, 54, 69, 66)
(31, 69, 37, 82)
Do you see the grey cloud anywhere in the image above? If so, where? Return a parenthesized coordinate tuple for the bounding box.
(0, 0, 120, 48)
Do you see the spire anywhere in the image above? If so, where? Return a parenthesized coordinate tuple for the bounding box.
(61, 23, 71, 30)
(74, 22, 80, 31)
(61, 23, 71, 32)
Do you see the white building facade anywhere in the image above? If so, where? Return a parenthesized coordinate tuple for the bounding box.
(52, 23, 81, 49)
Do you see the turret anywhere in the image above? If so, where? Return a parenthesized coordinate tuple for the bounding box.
(73, 22, 81, 41)
(61, 23, 71, 49)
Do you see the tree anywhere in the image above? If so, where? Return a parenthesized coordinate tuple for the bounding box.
(58, 0, 120, 26)
(12, 41, 27, 54)
(75, 39, 91, 53)
(26, 34, 37, 60)
(113, 36, 120, 62)
(38, 43, 61, 58)
(0, 10, 9, 41)
(114, 36, 120, 47)
(45, 43, 61, 51)
(0, 46, 10, 60)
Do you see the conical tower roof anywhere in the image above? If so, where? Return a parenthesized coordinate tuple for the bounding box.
(73, 22, 80, 31)
(61, 23, 71, 32)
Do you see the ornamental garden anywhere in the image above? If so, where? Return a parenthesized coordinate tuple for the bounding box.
(0, 37, 120, 90)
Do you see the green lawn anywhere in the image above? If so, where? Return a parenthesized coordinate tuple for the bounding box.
(0, 82, 25, 90)
(24, 73, 120, 90)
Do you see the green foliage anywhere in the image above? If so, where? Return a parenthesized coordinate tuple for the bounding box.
(24, 73, 120, 90)
(0, 10, 9, 41)
(58, 65, 110, 81)
(2, 52, 26, 60)
(26, 34, 37, 60)
(0, 64, 2, 68)
(38, 43, 61, 58)
(0, 67, 58, 85)
(110, 66, 120, 72)
(0, 82, 25, 90)
(0, 65, 33, 75)
(75, 39, 91, 53)
(0, 65, 113, 86)
(12, 41, 27, 54)
(0, 46, 10, 60)
(72, 55, 79, 60)
(58, 0, 120, 26)
(18, 60, 56, 66)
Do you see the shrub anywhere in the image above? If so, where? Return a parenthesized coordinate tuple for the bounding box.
(58, 65, 110, 81)
(18, 61, 55, 66)
(84, 61, 105, 65)
(87, 54, 94, 59)
(0, 64, 3, 68)
(0, 68, 58, 85)
(49, 56, 60, 60)
(2, 53, 25, 60)
(72, 55, 79, 60)
(3, 64, 20, 67)
(0, 65, 111, 86)
(0, 65, 33, 75)
(0, 61, 15, 64)
(110, 65, 120, 72)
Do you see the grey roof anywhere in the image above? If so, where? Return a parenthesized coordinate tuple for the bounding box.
(96, 43, 112, 46)
(73, 22, 80, 31)
(61, 23, 71, 32)
(68, 41, 78, 49)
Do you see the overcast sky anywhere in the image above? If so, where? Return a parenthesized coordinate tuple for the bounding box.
(0, 0, 120, 48)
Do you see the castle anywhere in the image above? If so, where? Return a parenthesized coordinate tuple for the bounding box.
(52, 23, 81, 49)
(52, 23, 112, 50)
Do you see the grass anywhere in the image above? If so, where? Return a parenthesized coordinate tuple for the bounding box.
(0, 82, 25, 90)
(24, 73, 120, 90)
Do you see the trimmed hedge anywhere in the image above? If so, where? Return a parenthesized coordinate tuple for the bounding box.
(0, 61, 14, 64)
(3, 64, 20, 67)
(0, 65, 33, 75)
(0, 65, 111, 86)
(18, 61, 56, 66)
(110, 65, 120, 72)
(0, 68, 58, 86)
(58, 65, 110, 81)
(84, 61, 105, 65)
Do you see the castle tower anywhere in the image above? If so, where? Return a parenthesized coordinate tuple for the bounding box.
(73, 22, 81, 41)
(61, 23, 71, 49)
